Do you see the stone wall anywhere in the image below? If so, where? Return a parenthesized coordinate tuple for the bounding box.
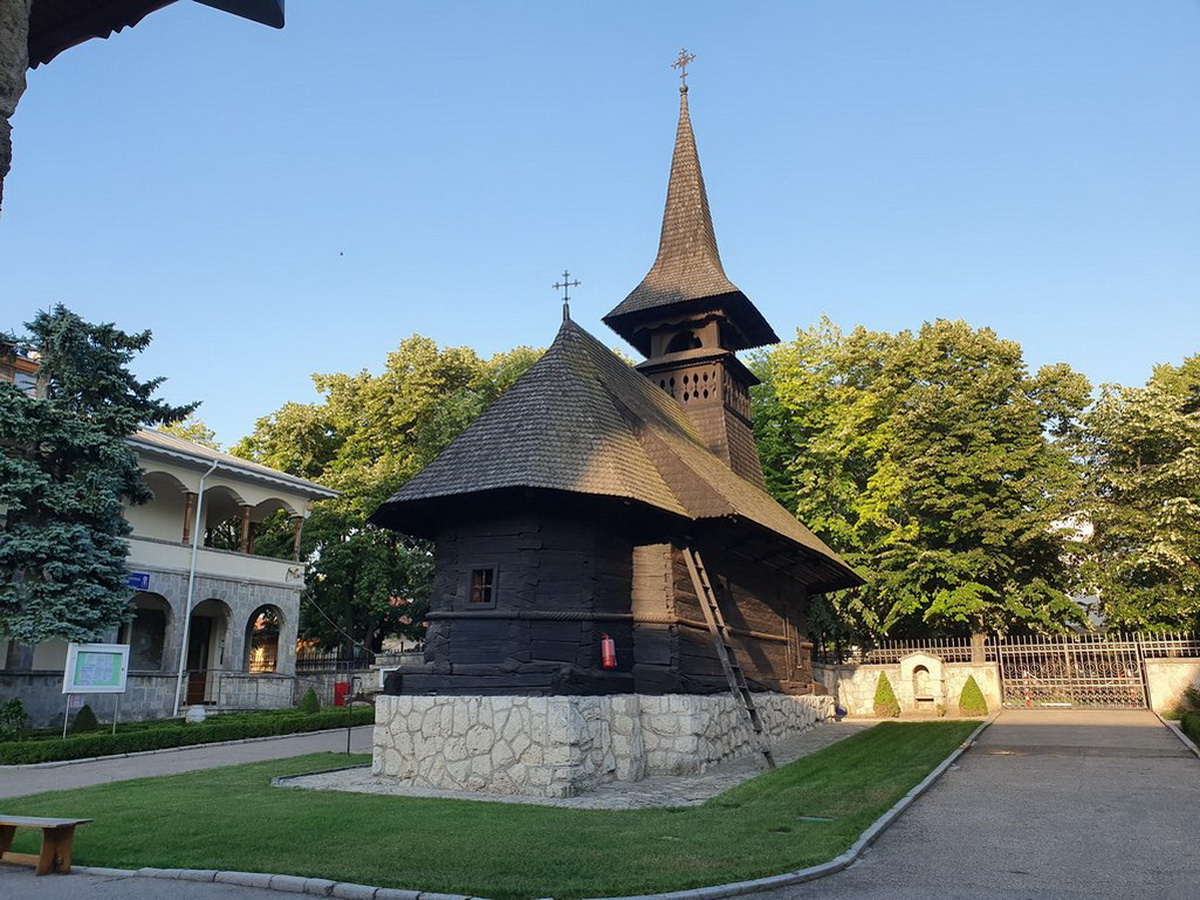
(815, 660, 1002, 716)
(1144, 659, 1200, 714)
(0, 672, 181, 728)
(373, 691, 832, 798)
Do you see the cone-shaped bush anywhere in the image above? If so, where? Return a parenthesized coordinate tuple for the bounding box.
(297, 687, 321, 714)
(959, 675, 989, 716)
(873, 672, 901, 717)
(69, 703, 99, 734)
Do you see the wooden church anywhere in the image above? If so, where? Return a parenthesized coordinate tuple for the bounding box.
(369, 62, 860, 795)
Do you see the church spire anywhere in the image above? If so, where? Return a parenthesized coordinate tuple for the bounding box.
(603, 53, 777, 357)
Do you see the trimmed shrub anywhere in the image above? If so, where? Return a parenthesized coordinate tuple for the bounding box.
(0, 707, 374, 765)
(0, 698, 29, 741)
(958, 675, 989, 717)
(298, 687, 321, 714)
(70, 703, 100, 734)
(873, 672, 901, 718)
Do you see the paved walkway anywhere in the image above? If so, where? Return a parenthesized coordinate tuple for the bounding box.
(0, 726, 373, 798)
(2, 711, 1197, 899)
(760, 709, 1200, 900)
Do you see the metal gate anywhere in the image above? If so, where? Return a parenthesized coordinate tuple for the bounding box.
(996, 635, 1146, 709)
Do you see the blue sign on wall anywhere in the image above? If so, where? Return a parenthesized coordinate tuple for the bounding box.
(125, 572, 150, 591)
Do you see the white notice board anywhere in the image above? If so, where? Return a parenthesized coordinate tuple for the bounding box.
(62, 643, 130, 694)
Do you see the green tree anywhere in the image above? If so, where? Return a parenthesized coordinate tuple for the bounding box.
(1079, 355, 1200, 630)
(754, 318, 1090, 642)
(0, 306, 194, 644)
(160, 415, 220, 450)
(231, 336, 540, 651)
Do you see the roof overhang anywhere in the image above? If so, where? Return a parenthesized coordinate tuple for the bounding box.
(603, 291, 780, 357)
(29, 0, 284, 68)
(127, 434, 339, 502)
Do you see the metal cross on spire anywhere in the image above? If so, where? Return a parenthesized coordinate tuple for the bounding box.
(672, 48, 696, 89)
(553, 270, 581, 321)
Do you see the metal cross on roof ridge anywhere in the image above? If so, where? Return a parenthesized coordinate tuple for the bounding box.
(553, 269, 581, 321)
(672, 48, 696, 87)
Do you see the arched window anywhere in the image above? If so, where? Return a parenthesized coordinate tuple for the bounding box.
(665, 330, 703, 353)
(246, 606, 282, 673)
(121, 592, 170, 671)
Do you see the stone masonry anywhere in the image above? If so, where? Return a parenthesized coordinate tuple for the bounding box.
(373, 692, 833, 798)
(0, 0, 31, 212)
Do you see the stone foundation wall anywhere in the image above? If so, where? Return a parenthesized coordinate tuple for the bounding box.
(0, 672, 181, 727)
(373, 692, 833, 798)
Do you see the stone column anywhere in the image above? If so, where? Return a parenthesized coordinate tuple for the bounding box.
(0, 0, 32, 214)
(182, 492, 198, 543)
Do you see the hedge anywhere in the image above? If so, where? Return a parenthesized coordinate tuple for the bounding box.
(0, 707, 374, 765)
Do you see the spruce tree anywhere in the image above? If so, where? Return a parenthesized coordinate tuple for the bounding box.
(0, 306, 195, 644)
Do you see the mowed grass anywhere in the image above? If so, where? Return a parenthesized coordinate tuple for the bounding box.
(3, 721, 977, 899)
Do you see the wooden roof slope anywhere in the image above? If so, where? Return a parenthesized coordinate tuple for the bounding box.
(603, 85, 778, 356)
(370, 318, 861, 591)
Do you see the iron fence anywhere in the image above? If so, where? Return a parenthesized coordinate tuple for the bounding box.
(815, 632, 1200, 710)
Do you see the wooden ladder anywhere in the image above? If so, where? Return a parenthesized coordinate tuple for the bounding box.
(682, 546, 776, 770)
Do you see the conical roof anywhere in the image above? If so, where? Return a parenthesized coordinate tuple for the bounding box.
(604, 86, 779, 355)
(370, 318, 860, 592)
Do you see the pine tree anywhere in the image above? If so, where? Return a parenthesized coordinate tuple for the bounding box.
(0, 306, 195, 644)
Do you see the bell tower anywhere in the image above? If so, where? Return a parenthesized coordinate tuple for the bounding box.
(603, 53, 778, 487)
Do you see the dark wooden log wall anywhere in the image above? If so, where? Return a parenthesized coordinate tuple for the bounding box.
(404, 513, 637, 695)
(399, 512, 815, 697)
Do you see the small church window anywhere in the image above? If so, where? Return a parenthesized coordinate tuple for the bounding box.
(470, 568, 495, 604)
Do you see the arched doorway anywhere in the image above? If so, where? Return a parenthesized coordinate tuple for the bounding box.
(246, 605, 283, 673)
(121, 592, 171, 671)
(186, 598, 231, 704)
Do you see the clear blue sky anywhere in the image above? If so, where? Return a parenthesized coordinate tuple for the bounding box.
(2, 1, 1197, 447)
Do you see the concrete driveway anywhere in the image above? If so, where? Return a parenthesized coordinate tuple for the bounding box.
(764, 709, 1200, 900)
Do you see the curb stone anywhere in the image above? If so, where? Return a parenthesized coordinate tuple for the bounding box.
(71, 718, 995, 900)
(1156, 712, 1200, 760)
(581, 713, 998, 900)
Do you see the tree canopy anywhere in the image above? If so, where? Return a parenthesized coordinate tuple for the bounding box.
(232, 335, 541, 652)
(753, 318, 1092, 641)
(0, 306, 194, 645)
(1079, 355, 1200, 630)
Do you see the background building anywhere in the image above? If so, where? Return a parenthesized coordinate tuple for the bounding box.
(1, 428, 338, 726)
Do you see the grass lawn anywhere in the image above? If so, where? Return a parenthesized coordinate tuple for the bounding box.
(2, 721, 977, 899)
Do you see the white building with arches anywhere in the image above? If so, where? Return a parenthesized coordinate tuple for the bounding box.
(0, 429, 339, 726)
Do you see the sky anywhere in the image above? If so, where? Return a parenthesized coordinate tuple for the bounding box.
(1, 1, 1197, 448)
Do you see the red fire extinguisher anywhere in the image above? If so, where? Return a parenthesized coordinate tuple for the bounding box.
(600, 632, 617, 669)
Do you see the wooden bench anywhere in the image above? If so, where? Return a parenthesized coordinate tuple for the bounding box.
(0, 815, 92, 875)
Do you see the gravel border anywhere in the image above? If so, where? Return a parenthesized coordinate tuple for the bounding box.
(71, 717, 995, 900)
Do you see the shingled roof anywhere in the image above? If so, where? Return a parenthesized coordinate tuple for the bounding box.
(603, 85, 779, 356)
(370, 318, 860, 591)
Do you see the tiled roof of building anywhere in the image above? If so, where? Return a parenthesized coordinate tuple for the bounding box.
(603, 87, 779, 355)
(371, 318, 860, 591)
(130, 429, 340, 501)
